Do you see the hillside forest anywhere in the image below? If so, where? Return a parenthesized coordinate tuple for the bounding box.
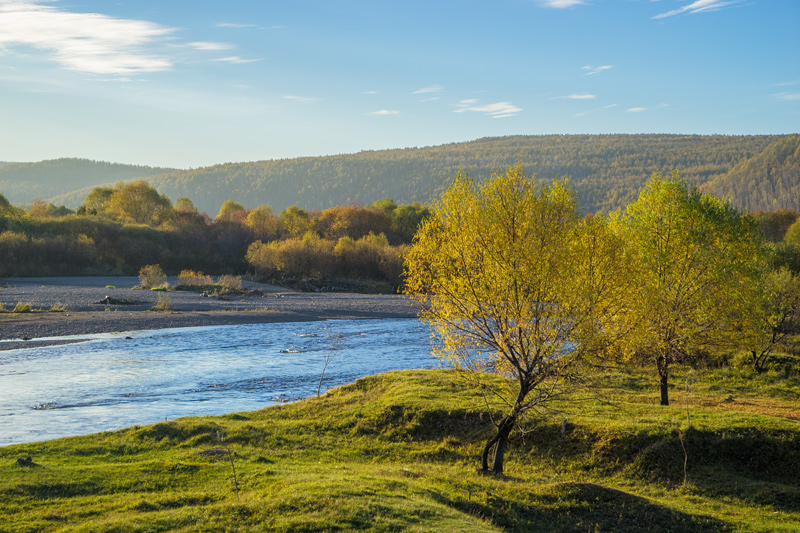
(5, 134, 799, 215)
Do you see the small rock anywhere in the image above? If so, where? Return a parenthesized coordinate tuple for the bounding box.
(16, 456, 33, 466)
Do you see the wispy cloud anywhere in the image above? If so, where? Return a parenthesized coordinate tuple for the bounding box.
(573, 104, 617, 117)
(626, 104, 669, 112)
(283, 95, 320, 103)
(551, 93, 596, 100)
(187, 41, 233, 51)
(362, 90, 378, 95)
(454, 99, 521, 118)
(774, 92, 800, 101)
(369, 110, 399, 115)
(212, 56, 260, 64)
(582, 65, 612, 76)
(0, 0, 173, 74)
(537, 0, 587, 8)
(216, 22, 256, 28)
(412, 85, 443, 95)
(653, 0, 742, 19)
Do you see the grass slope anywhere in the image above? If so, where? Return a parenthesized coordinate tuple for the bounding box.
(1, 368, 798, 532)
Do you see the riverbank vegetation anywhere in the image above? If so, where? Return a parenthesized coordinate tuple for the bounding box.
(1, 368, 798, 532)
(0, 185, 425, 289)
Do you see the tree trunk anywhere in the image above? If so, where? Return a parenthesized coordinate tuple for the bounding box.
(657, 355, 669, 406)
(660, 372, 669, 406)
(480, 415, 516, 475)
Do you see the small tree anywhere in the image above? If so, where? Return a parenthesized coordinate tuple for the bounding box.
(216, 199, 247, 223)
(748, 268, 800, 372)
(107, 180, 174, 226)
(139, 264, 167, 289)
(405, 167, 627, 475)
(244, 204, 279, 241)
(612, 172, 765, 405)
(79, 186, 113, 216)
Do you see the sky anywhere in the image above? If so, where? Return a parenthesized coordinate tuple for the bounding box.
(0, 0, 798, 169)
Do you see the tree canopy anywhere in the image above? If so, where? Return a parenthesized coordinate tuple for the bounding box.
(405, 166, 628, 474)
(611, 172, 765, 405)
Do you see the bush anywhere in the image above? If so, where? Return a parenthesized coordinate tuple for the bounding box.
(216, 274, 242, 290)
(151, 293, 172, 311)
(138, 264, 167, 289)
(12, 302, 32, 313)
(178, 269, 213, 287)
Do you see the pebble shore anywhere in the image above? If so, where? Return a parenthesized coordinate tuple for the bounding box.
(0, 277, 419, 350)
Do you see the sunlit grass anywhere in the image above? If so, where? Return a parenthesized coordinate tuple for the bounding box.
(1, 367, 798, 532)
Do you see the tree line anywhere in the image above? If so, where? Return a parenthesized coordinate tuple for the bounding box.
(0, 181, 428, 288)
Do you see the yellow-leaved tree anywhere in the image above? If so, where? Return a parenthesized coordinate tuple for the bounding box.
(405, 166, 628, 475)
(611, 171, 765, 406)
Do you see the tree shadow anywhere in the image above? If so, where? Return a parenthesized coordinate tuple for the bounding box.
(434, 481, 731, 533)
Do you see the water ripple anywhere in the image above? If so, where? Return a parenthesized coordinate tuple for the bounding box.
(0, 318, 439, 446)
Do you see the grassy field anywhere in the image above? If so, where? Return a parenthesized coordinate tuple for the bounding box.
(1, 366, 798, 532)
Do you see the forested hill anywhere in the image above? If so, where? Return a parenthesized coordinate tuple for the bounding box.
(700, 134, 800, 211)
(28, 134, 799, 214)
(141, 134, 784, 214)
(0, 158, 175, 204)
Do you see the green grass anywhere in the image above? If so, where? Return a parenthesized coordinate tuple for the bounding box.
(1, 367, 798, 532)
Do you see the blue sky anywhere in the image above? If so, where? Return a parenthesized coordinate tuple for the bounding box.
(0, 0, 798, 168)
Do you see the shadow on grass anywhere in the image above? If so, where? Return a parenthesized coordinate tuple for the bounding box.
(522, 423, 800, 513)
(437, 482, 731, 533)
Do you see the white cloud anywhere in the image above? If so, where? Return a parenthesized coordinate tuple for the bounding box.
(212, 56, 261, 64)
(412, 85, 443, 94)
(362, 90, 378, 95)
(216, 22, 256, 28)
(369, 110, 400, 115)
(582, 65, 612, 76)
(573, 104, 617, 117)
(551, 93, 596, 100)
(0, 0, 174, 74)
(187, 41, 233, 51)
(653, 0, 742, 19)
(454, 100, 521, 118)
(626, 104, 668, 113)
(774, 92, 800, 101)
(537, 0, 587, 8)
(283, 95, 320, 103)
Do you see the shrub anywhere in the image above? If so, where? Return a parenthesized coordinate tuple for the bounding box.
(151, 293, 171, 311)
(217, 274, 242, 290)
(246, 240, 281, 279)
(178, 269, 213, 287)
(12, 302, 32, 313)
(138, 264, 166, 289)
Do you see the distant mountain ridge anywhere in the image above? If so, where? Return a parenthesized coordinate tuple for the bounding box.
(0, 158, 175, 204)
(5, 134, 798, 214)
(139, 134, 789, 213)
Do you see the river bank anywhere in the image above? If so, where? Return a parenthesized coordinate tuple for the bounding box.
(0, 277, 419, 350)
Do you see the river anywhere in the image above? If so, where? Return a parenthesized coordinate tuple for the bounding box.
(0, 318, 438, 446)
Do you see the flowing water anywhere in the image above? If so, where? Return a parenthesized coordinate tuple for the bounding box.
(0, 318, 439, 446)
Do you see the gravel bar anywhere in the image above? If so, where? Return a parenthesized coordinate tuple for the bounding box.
(0, 277, 419, 350)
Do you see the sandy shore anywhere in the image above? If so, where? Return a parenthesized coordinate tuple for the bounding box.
(0, 277, 419, 350)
